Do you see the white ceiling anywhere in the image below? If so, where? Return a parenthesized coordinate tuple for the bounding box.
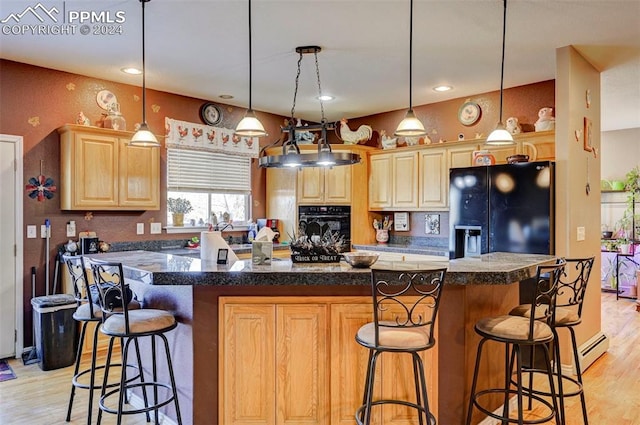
(1, 0, 639, 132)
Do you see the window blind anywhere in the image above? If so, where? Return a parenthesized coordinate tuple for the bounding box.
(167, 148, 251, 193)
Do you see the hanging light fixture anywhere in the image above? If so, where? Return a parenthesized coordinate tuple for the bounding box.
(130, 0, 160, 147)
(258, 46, 360, 168)
(485, 0, 515, 146)
(394, 0, 426, 137)
(235, 0, 267, 137)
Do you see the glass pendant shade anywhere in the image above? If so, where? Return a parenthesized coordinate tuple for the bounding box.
(235, 109, 267, 137)
(394, 109, 427, 137)
(486, 122, 514, 145)
(130, 122, 160, 147)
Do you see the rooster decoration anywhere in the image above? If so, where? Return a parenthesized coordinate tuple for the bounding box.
(339, 118, 373, 145)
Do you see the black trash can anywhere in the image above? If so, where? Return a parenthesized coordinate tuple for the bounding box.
(31, 294, 78, 371)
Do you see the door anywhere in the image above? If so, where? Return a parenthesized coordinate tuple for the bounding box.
(0, 135, 23, 359)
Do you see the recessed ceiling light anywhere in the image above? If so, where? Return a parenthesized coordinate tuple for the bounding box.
(219, 94, 234, 99)
(317, 95, 334, 101)
(121, 67, 142, 75)
(433, 85, 453, 92)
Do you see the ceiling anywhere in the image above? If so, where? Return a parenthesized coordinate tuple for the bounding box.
(1, 0, 639, 132)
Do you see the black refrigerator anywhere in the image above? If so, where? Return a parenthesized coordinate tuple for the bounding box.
(449, 161, 555, 259)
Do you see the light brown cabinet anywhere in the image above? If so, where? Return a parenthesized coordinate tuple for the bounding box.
(419, 148, 448, 209)
(369, 153, 393, 209)
(58, 124, 160, 210)
(368, 151, 419, 209)
(298, 165, 352, 204)
(220, 297, 438, 425)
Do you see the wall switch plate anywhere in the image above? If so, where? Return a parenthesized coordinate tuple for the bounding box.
(40, 224, 50, 238)
(577, 226, 586, 241)
(150, 222, 162, 234)
(66, 221, 76, 238)
(136, 223, 144, 235)
(27, 225, 37, 239)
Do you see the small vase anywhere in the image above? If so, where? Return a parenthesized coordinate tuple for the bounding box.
(376, 229, 389, 244)
(172, 212, 184, 227)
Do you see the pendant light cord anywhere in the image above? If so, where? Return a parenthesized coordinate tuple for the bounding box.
(248, 0, 253, 111)
(498, 0, 507, 123)
(409, 0, 414, 111)
(141, 0, 148, 124)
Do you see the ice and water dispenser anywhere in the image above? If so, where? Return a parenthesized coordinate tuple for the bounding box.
(453, 225, 482, 258)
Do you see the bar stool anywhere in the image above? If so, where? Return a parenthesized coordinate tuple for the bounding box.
(355, 267, 447, 425)
(466, 260, 566, 425)
(509, 257, 595, 425)
(65, 256, 143, 424)
(87, 259, 182, 425)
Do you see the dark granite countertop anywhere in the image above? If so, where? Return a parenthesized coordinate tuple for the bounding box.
(155, 243, 290, 257)
(86, 251, 556, 287)
(352, 243, 449, 257)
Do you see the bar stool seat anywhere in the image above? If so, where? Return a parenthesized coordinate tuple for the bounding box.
(466, 261, 566, 425)
(355, 267, 447, 425)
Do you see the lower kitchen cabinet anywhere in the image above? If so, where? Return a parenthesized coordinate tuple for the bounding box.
(220, 297, 437, 425)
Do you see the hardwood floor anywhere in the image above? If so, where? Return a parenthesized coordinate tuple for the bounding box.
(0, 293, 638, 424)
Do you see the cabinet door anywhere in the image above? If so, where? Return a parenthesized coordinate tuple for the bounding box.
(119, 138, 160, 209)
(447, 144, 477, 170)
(392, 151, 419, 208)
(369, 154, 393, 209)
(72, 132, 119, 208)
(419, 148, 447, 209)
(221, 304, 276, 425)
(521, 138, 555, 161)
(324, 165, 352, 204)
(277, 305, 330, 425)
(298, 167, 325, 204)
(483, 143, 518, 165)
(330, 303, 381, 425)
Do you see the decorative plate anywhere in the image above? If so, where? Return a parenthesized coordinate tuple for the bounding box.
(199, 102, 223, 126)
(96, 90, 117, 110)
(458, 101, 481, 126)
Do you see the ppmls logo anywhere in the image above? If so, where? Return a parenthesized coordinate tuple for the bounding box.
(1, 2, 126, 36)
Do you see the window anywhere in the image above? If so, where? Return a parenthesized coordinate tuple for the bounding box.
(167, 148, 251, 229)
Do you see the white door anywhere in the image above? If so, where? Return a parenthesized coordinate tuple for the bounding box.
(0, 135, 23, 359)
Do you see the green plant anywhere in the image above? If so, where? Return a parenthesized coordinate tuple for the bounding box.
(624, 165, 640, 194)
(167, 197, 193, 214)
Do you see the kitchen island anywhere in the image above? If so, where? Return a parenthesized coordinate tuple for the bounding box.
(90, 250, 556, 425)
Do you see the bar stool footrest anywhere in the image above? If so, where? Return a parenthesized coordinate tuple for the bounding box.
(99, 381, 176, 416)
(471, 388, 555, 424)
(71, 362, 140, 391)
(511, 368, 585, 398)
(355, 399, 436, 425)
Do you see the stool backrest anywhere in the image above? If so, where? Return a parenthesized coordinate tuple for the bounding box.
(86, 260, 132, 330)
(65, 256, 99, 319)
(370, 267, 447, 348)
(557, 257, 595, 318)
(528, 260, 566, 337)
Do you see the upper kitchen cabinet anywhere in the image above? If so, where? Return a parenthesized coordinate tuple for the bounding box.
(369, 153, 392, 209)
(297, 165, 351, 205)
(519, 130, 555, 162)
(58, 124, 160, 210)
(392, 151, 419, 208)
(419, 148, 448, 209)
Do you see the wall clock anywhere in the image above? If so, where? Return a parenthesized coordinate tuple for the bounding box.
(458, 101, 481, 126)
(199, 102, 223, 126)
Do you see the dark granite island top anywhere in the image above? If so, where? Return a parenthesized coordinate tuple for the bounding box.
(86, 250, 557, 425)
(88, 250, 556, 286)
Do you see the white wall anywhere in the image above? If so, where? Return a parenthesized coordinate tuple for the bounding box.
(601, 127, 640, 181)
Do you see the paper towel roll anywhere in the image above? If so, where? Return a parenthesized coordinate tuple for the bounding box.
(200, 231, 239, 264)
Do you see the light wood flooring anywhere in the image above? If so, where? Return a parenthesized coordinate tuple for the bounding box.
(0, 293, 638, 424)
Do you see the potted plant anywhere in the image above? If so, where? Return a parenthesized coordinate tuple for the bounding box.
(167, 197, 193, 227)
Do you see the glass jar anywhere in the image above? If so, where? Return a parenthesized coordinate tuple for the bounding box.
(103, 103, 126, 131)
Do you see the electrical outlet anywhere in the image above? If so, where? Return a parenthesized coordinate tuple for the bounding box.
(66, 221, 76, 238)
(136, 223, 145, 235)
(27, 225, 37, 239)
(577, 226, 586, 241)
(150, 222, 162, 234)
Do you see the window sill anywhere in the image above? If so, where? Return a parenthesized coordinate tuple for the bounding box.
(165, 225, 249, 234)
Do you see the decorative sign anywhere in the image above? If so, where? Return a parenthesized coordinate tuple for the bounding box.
(425, 214, 440, 235)
(394, 212, 410, 231)
(165, 117, 258, 158)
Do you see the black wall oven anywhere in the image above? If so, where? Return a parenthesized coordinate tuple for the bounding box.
(298, 205, 351, 252)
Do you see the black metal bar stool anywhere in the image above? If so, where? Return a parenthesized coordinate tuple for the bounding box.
(64, 256, 142, 425)
(355, 267, 447, 425)
(87, 259, 182, 425)
(466, 260, 566, 425)
(509, 257, 595, 425)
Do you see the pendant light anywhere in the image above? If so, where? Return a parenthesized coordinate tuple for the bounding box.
(130, 0, 160, 147)
(394, 0, 426, 137)
(258, 46, 360, 169)
(235, 0, 267, 137)
(485, 0, 515, 146)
